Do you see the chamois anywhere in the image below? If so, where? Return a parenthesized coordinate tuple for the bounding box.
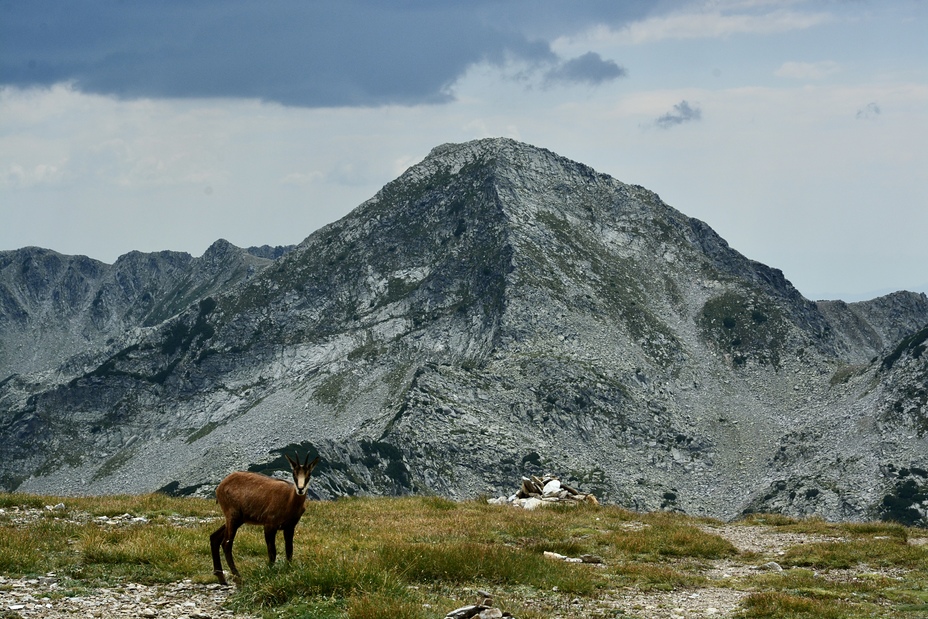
(210, 453, 320, 585)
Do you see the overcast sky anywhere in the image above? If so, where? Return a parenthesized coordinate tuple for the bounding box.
(2, 0, 926, 301)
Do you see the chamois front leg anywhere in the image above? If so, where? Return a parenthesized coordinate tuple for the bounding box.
(283, 524, 296, 562)
(210, 524, 228, 585)
(264, 525, 279, 565)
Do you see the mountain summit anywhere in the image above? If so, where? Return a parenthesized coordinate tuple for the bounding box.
(2, 138, 927, 523)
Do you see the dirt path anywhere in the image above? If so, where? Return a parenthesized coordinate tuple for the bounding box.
(600, 522, 916, 619)
(600, 524, 813, 618)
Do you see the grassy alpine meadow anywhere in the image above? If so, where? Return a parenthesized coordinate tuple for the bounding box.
(2, 492, 928, 618)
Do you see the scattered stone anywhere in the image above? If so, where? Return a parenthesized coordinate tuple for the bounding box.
(0, 576, 252, 619)
(522, 498, 543, 511)
(446, 603, 504, 619)
(0, 505, 220, 529)
(488, 475, 598, 509)
(444, 592, 513, 618)
(758, 561, 784, 572)
(543, 551, 606, 566)
(445, 605, 481, 619)
(542, 479, 561, 496)
(543, 551, 582, 563)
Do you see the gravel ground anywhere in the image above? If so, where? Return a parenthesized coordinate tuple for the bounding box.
(0, 505, 253, 619)
(599, 522, 917, 619)
(1, 504, 921, 618)
(0, 577, 252, 619)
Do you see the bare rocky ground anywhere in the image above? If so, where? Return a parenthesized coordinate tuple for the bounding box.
(0, 577, 249, 619)
(598, 523, 919, 619)
(0, 505, 252, 619)
(1, 504, 923, 618)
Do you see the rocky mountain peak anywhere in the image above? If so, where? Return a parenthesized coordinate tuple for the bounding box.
(1, 139, 927, 526)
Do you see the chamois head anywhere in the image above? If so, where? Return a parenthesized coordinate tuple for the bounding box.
(285, 453, 320, 496)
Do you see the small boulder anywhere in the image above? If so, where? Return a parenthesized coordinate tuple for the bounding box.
(542, 479, 562, 496)
(522, 497, 544, 511)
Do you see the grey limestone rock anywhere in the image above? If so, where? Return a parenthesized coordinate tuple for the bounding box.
(1, 138, 927, 524)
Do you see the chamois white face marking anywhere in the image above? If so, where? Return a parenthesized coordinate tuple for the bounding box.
(293, 470, 309, 496)
(286, 453, 319, 496)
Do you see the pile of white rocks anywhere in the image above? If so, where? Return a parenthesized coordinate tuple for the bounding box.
(487, 475, 598, 510)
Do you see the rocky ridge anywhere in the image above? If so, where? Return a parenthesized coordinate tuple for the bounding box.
(0, 241, 294, 379)
(1, 138, 927, 525)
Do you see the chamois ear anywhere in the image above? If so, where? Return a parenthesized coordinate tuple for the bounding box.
(285, 453, 297, 468)
(307, 456, 320, 473)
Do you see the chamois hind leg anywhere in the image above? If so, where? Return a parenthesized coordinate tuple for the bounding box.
(283, 525, 296, 562)
(264, 525, 279, 565)
(221, 520, 243, 583)
(210, 524, 228, 585)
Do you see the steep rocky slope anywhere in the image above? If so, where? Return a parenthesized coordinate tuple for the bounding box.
(1, 138, 926, 524)
(0, 240, 291, 379)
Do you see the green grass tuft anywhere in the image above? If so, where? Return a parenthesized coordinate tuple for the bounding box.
(783, 536, 926, 570)
(736, 591, 858, 619)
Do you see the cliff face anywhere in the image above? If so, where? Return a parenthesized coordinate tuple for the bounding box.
(2, 138, 927, 524)
(0, 240, 285, 379)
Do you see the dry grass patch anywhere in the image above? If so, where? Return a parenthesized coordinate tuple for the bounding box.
(5, 494, 928, 618)
(377, 541, 600, 593)
(739, 513, 909, 542)
(782, 536, 926, 571)
(736, 591, 860, 619)
(743, 567, 908, 612)
(0, 492, 216, 584)
(608, 561, 708, 590)
(608, 517, 738, 560)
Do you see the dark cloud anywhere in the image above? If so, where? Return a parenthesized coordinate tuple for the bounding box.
(0, 0, 656, 108)
(545, 52, 627, 86)
(655, 100, 702, 128)
(856, 102, 881, 120)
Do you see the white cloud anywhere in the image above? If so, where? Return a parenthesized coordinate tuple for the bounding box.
(0, 85, 401, 260)
(517, 77, 928, 297)
(0, 85, 237, 191)
(3, 160, 69, 188)
(2, 29, 927, 297)
(774, 60, 841, 80)
(607, 7, 832, 45)
(550, 0, 833, 52)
